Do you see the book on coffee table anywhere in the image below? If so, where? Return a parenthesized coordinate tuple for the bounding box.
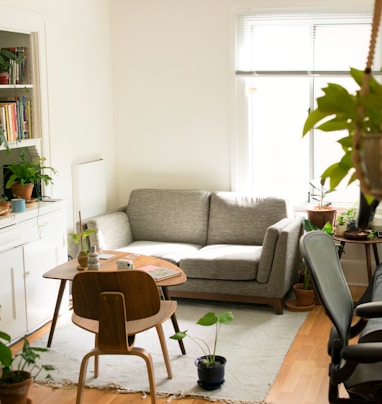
(137, 265, 181, 281)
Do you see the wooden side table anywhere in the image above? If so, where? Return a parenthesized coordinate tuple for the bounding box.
(333, 235, 382, 281)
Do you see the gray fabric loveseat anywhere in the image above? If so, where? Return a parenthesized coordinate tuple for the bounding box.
(84, 188, 303, 314)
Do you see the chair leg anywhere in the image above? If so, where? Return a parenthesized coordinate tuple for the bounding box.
(131, 347, 157, 404)
(94, 333, 99, 378)
(155, 324, 172, 379)
(76, 350, 95, 404)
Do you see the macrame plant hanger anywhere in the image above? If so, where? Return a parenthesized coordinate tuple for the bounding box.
(352, 0, 382, 199)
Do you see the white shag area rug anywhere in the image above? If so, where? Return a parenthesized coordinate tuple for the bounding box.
(34, 300, 308, 404)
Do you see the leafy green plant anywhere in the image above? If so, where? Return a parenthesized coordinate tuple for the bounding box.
(302, 218, 334, 236)
(0, 49, 24, 74)
(302, 68, 382, 195)
(0, 331, 55, 384)
(69, 211, 96, 254)
(337, 208, 356, 226)
(5, 148, 57, 189)
(170, 311, 234, 366)
(309, 178, 332, 208)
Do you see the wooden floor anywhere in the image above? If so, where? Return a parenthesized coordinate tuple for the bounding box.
(14, 286, 366, 404)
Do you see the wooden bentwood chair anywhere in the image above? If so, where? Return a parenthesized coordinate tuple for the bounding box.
(71, 270, 177, 404)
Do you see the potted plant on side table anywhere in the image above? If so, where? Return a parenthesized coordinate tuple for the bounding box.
(306, 178, 337, 229)
(5, 148, 57, 202)
(0, 331, 56, 404)
(170, 311, 233, 390)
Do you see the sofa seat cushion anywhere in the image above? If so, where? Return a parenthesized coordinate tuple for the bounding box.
(116, 241, 202, 265)
(179, 244, 262, 281)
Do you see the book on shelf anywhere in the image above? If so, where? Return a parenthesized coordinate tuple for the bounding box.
(137, 265, 181, 281)
(0, 96, 31, 141)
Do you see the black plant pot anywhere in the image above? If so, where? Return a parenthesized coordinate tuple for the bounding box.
(195, 355, 226, 390)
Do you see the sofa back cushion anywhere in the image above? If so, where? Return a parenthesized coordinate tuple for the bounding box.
(127, 189, 211, 245)
(207, 192, 288, 245)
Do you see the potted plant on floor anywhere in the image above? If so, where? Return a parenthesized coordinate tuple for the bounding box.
(5, 148, 57, 201)
(69, 211, 96, 270)
(170, 311, 234, 390)
(0, 331, 56, 404)
(292, 266, 316, 308)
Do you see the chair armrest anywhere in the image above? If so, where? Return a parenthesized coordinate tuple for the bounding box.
(356, 301, 382, 319)
(342, 342, 382, 363)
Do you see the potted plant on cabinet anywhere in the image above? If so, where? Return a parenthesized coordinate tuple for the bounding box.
(170, 311, 234, 390)
(0, 331, 55, 404)
(0, 195, 10, 216)
(0, 48, 24, 85)
(69, 211, 96, 270)
(5, 148, 57, 201)
(306, 178, 337, 228)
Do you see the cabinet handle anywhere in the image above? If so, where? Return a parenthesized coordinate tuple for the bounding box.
(25, 271, 30, 278)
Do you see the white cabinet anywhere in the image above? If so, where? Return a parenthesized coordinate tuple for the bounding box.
(0, 202, 67, 341)
(23, 209, 67, 332)
(0, 246, 27, 340)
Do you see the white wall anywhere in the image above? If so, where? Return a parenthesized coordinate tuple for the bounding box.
(110, 0, 233, 204)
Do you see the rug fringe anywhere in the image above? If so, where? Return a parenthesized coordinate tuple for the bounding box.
(34, 380, 273, 404)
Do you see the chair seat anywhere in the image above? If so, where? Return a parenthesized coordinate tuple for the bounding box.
(72, 300, 177, 335)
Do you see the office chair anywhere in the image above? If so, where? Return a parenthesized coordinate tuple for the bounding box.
(71, 270, 177, 404)
(300, 231, 382, 403)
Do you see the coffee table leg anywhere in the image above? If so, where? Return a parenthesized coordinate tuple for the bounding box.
(161, 286, 186, 355)
(47, 279, 67, 347)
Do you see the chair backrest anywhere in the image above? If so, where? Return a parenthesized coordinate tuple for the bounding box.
(72, 270, 161, 322)
(299, 231, 354, 346)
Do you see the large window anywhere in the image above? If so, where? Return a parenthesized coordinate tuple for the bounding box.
(234, 15, 380, 205)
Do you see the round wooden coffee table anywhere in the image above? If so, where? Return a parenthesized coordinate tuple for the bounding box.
(43, 250, 187, 352)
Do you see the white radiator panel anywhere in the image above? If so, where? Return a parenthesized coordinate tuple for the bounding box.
(72, 159, 107, 223)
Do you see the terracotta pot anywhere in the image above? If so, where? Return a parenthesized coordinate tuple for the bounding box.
(11, 183, 34, 201)
(293, 283, 315, 307)
(0, 371, 32, 404)
(77, 251, 88, 269)
(360, 133, 382, 199)
(306, 206, 337, 229)
(0, 201, 10, 216)
(0, 72, 9, 85)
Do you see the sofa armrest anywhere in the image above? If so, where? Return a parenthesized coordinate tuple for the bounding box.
(84, 208, 133, 250)
(266, 216, 303, 294)
(257, 218, 291, 283)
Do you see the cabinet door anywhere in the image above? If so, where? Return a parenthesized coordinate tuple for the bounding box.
(0, 246, 27, 340)
(23, 209, 67, 332)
